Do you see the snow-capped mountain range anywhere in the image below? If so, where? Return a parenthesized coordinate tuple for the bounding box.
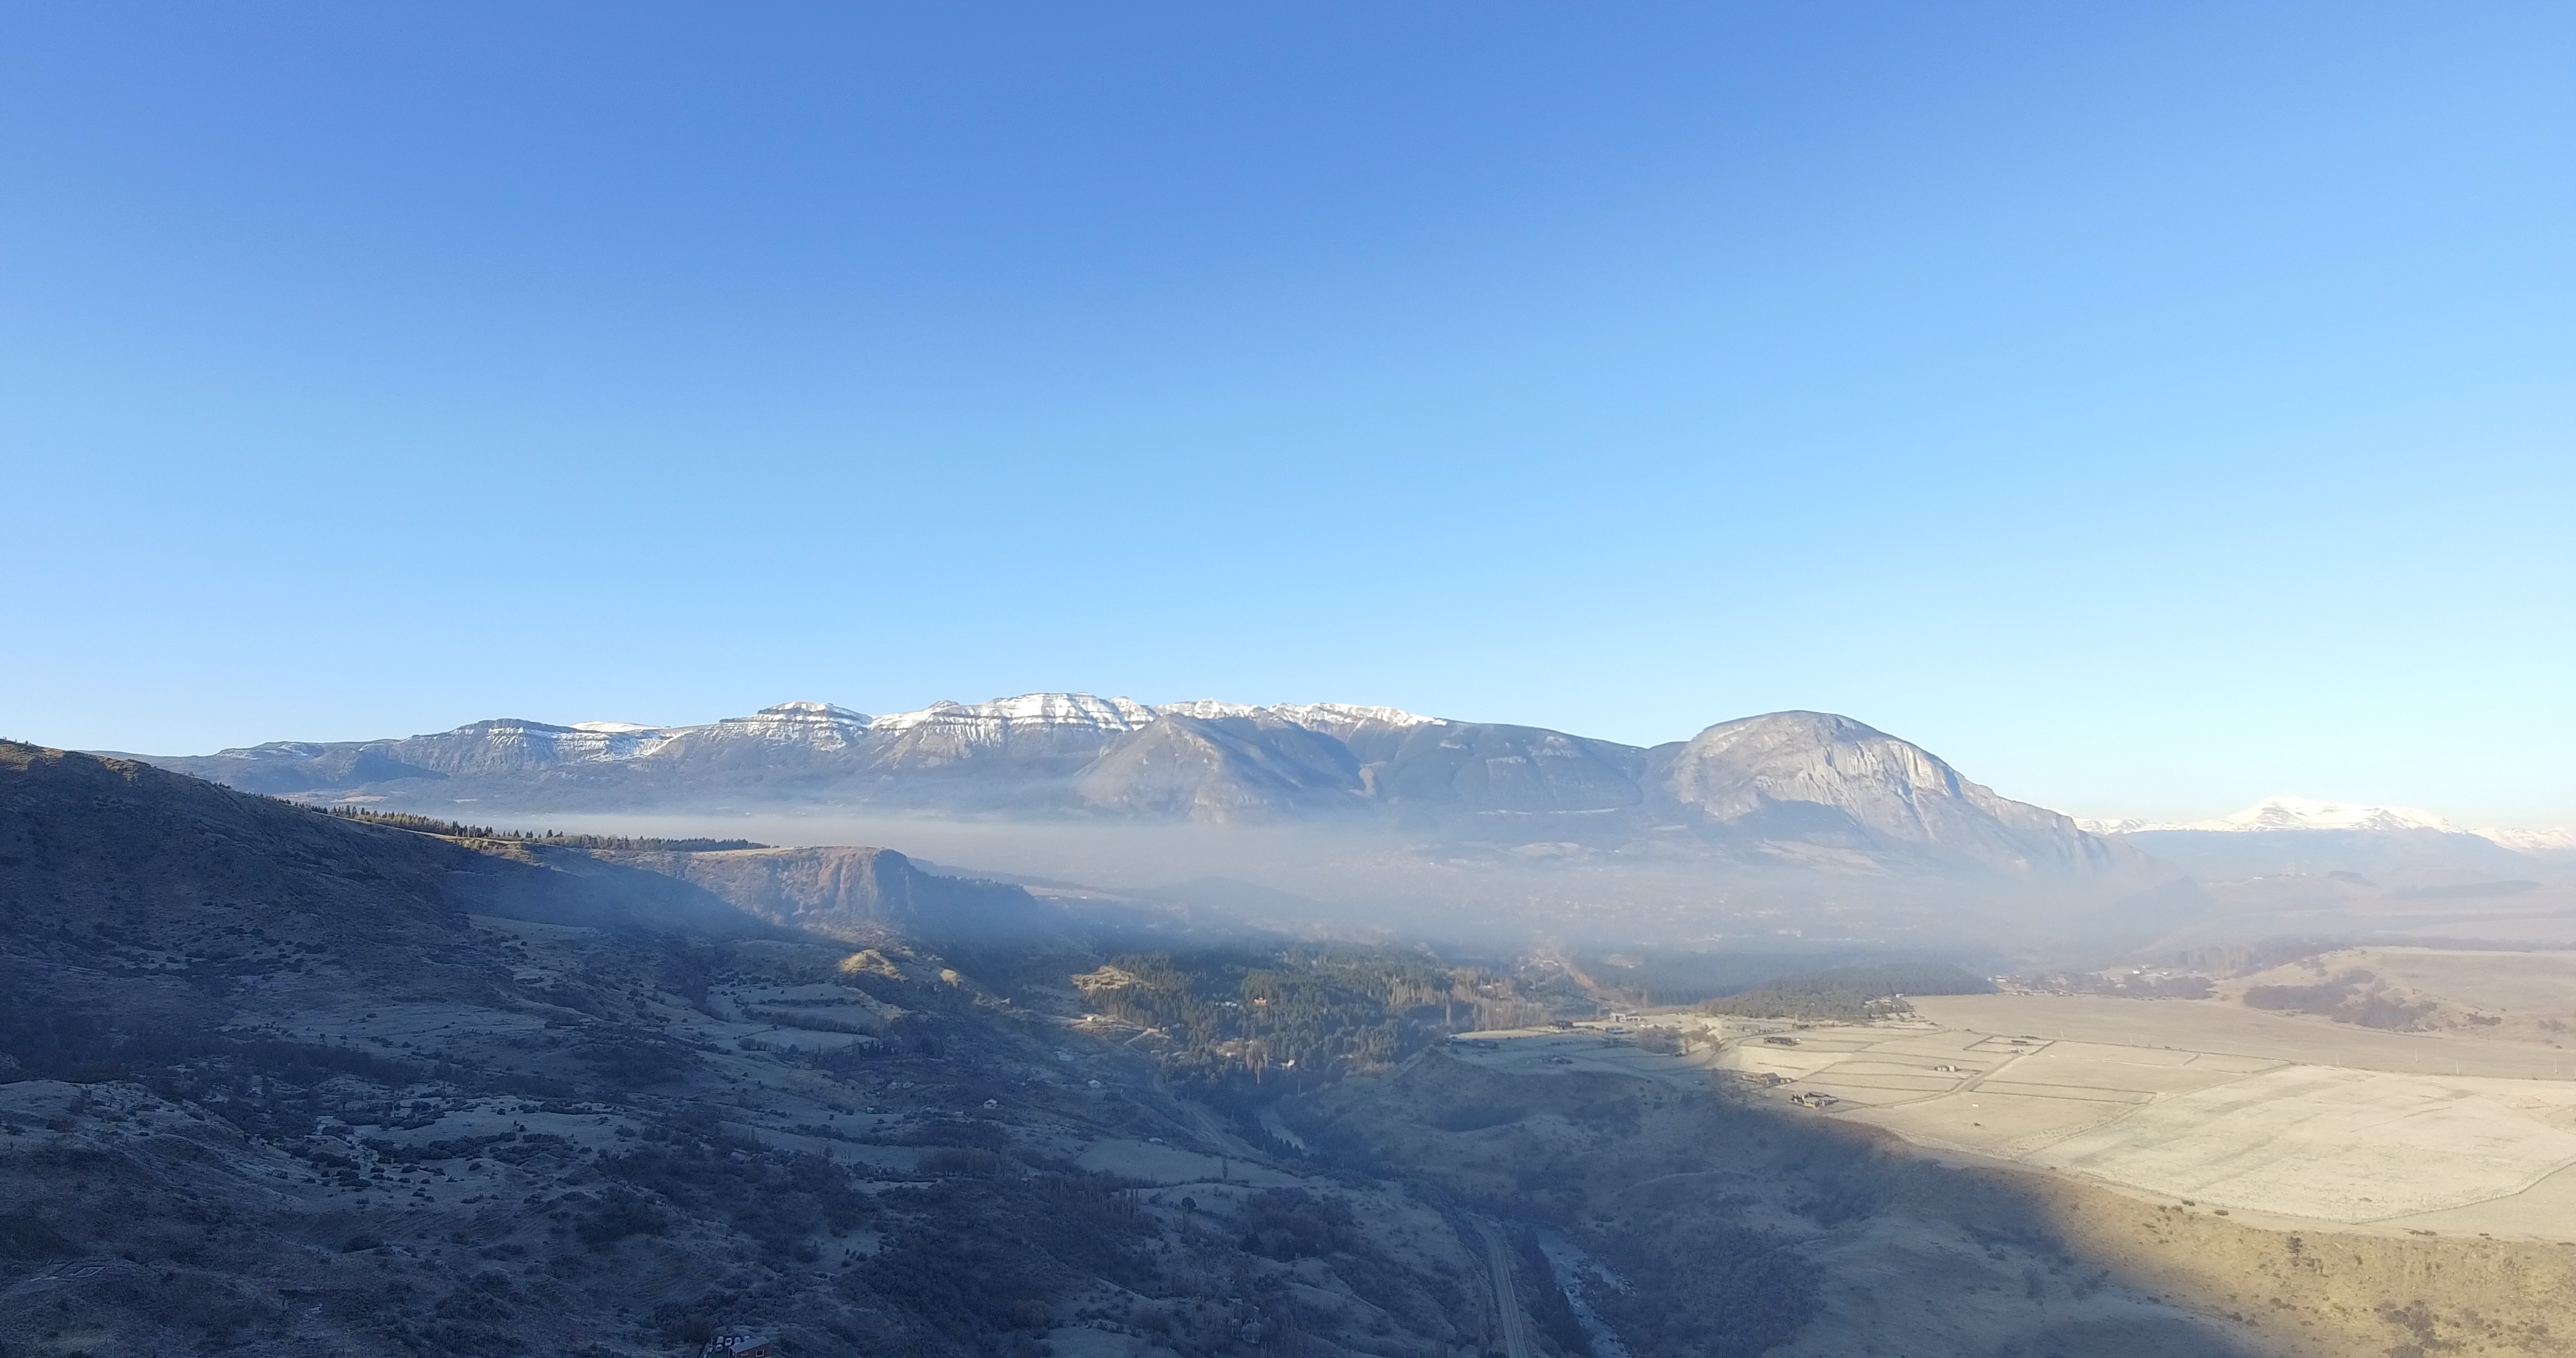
(119, 695, 2147, 879)
(395, 696, 1437, 762)
(2077, 796, 2573, 854)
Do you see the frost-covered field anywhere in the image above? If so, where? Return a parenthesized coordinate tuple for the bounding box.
(1759, 995, 2576, 1238)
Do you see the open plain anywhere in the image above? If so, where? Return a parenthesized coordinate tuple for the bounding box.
(1633, 993, 2576, 1241)
(1448, 988, 2576, 1244)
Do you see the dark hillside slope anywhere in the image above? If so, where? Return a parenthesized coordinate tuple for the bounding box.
(0, 741, 766, 958)
(1, 742, 504, 1073)
(0, 741, 777, 1079)
(0, 744, 1516, 1357)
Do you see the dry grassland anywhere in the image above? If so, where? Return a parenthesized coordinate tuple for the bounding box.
(1701, 995, 2576, 1242)
(1338, 1033, 2576, 1357)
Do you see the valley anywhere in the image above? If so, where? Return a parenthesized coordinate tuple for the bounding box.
(9, 739, 2576, 1356)
(24, 11, 2569, 1356)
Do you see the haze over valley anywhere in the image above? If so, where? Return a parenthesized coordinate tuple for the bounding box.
(11, 4, 2573, 1355)
(114, 693, 2576, 955)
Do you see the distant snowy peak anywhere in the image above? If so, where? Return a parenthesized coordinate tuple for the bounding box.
(2211, 796, 2457, 834)
(450, 695, 1439, 750)
(2477, 825, 2576, 853)
(2080, 797, 2455, 835)
(2070, 817, 2159, 836)
(1267, 703, 1443, 734)
(2078, 796, 2572, 854)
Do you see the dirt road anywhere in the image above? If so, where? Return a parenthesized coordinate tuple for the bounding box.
(1476, 1221, 1534, 1358)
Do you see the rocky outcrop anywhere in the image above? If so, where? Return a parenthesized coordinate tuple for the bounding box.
(591, 845, 1045, 941)
(1653, 711, 2136, 875)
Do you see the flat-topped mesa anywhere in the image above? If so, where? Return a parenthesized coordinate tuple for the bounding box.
(703, 702, 874, 746)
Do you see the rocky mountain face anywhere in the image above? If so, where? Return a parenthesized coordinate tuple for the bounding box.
(126, 694, 2137, 877)
(1650, 711, 2136, 874)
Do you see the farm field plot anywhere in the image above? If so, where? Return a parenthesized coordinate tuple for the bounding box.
(1912, 993, 2576, 1078)
(2024, 1065, 2576, 1219)
(1453, 1000, 2576, 1240)
(1767, 998, 2576, 1239)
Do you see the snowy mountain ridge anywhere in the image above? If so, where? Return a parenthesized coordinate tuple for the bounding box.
(2076, 795, 2571, 854)
(140, 696, 2157, 877)
(232, 693, 1445, 763)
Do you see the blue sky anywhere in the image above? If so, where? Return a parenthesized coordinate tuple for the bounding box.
(4, 3, 2571, 825)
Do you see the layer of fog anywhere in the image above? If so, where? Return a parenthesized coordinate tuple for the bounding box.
(499, 809, 2186, 961)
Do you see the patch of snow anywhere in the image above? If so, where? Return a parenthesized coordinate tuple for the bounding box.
(1269, 702, 1442, 732)
(699, 702, 877, 751)
(1152, 700, 1263, 721)
(426, 719, 682, 765)
(2475, 825, 2576, 853)
(866, 693, 1158, 735)
(1148, 700, 1443, 733)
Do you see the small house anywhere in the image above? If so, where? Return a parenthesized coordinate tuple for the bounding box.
(705, 1332, 778, 1357)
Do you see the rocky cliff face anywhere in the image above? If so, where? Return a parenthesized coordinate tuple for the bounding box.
(591, 845, 1045, 941)
(1653, 711, 2135, 875)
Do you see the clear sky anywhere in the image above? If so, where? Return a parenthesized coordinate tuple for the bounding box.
(4, 3, 2570, 826)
